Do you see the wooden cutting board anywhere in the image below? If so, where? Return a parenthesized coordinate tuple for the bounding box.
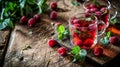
(53, 33, 120, 66)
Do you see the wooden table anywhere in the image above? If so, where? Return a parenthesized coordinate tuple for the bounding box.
(0, 0, 120, 67)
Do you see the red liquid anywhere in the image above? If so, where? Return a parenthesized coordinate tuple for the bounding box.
(70, 19, 97, 49)
(85, 3, 109, 27)
(101, 10, 109, 27)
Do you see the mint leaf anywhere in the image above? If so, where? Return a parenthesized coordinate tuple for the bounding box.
(36, 0, 48, 14)
(86, 17, 91, 21)
(93, 0, 100, 7)
(110, 18, 118, 24)
(27, 0, 35, 5)
(71, 1, 79, 6)
(72, 54, 80, 62)
(0, 18, 12, 30)
(71, 46, 81, 55)
(79, 49, 87, 61)
(57, 25, 65, 34)
(64, 29, 70, 37)
(19, 0, 26, 9)
(106, 31, 111, 38)
(1, 8, 5, 20)
(100, 36, 109, 46)
(58, 33, 64, 40)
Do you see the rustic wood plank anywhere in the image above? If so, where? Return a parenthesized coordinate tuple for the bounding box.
(3, 0, 120, 67)
(0, 30, 11, 66)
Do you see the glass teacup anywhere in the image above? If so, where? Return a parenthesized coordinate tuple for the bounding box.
(83, 0, 111, 27)
(69, 13, 106, 49)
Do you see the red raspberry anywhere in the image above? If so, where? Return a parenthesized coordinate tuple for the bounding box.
(71, 31, 79, 37)
(85, 9, 91, 13)
(57, 47, 67, 56)
(50, 2, 57, 10)
(73, 24, 81, 27)
(72, 19, 81, 24)
(90, 8, 98, 12)
(100, 7, 107, 12)
(19, 16, 28, 24)
(95, 11, 102, 16)
(33, 14, 40, 22)
(89, 4, 96, 8)
(88, 24, 97, 31)
(94, 47, 103, 56)
(83, 38, 93, 47)
(86, 5, 91, 9)
(98, 24, 104, 31)
(109, 36, 119, 44)
(73, 37, 83, 47)
(85, 13, 90, 17)
(47, 39, 57, 47)
(50, 11, 57, 20)
(28, 18, 36, 27)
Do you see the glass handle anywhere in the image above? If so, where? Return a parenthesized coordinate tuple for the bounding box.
(98, 20, 106, 36)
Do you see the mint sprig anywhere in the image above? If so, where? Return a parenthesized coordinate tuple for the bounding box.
(71, 1, 79, 6)
(71, 46, 87, 62)
(56, 25, 70, 40)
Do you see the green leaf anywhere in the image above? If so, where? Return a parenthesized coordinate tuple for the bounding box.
(93, 0, 100, 7)
(100, 36, 109, 46)
(110, 18, 118, 24)
(86, 17, 91, 21)
(0, 18, 13, 30)
(19, 0, 26, 8)
(0, 8, 5, 20)
(27, 0, 35, 5)
(58, 33, 64, 40)
(71, 1, 79, 6)
(64, 29, 70, 37)
(8, 2, 17, 11)
(57, 25, 65, 34)
(72, 54, 80, 62)
(71, 46, 81, 55)
(106, 31, 111, 38)
(36, 0, 48, 14)
(26, 5, 33, 16)
(79, 49, 87, 61)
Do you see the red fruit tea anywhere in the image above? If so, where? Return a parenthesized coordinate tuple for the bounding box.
(69, 15, 97, 49)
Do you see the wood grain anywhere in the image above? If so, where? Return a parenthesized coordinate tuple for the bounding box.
(2, 0, 120, 67)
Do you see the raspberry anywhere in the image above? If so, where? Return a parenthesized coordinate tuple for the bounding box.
(98, 24, 104, 31)
(28, 18, 36, 27)
(88, 24, 97, 31)
(73, 37, 83, 47)
(89, 4, 96, 8)
(85, 13, 90, 17)
(73, 24, 81, 27)
(19, 16, 28, 24)
(95, 11, 102, 16)
(90, 8, 98, 12)
(83, 38, 93, 47)
(86, 6, 91, 9)
(109, 36, 119, 44)
(47, 39, 57, 47)
(71, 31, 79, 37)
(50, 11, 57, 20)
(94, 47, 103, 56)
(33, 14, 40, 22)
(72, 19, 81, 24)
(100, 7, 107, 12)
(50, 2, 57, 10)
(57, 47, 67, 56)
(85, 9, 91, 13)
